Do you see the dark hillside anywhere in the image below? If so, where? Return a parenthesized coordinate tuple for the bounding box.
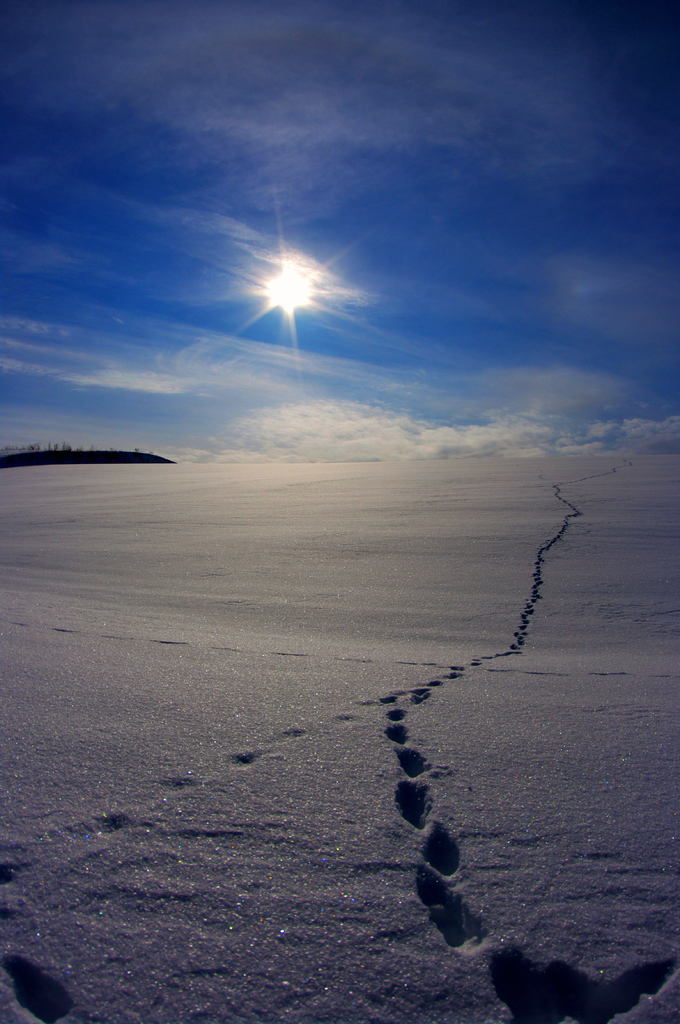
(0, 450, 175, 468)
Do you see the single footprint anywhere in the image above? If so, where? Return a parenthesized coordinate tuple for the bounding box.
(490, 948, 675, 1024)
(3, 955, 73, 1024)
(100, 812, 131, 831)
(415, 866, 484, 947)
(386, 708, 406, 722)
(396, 747, 430, 778)
(395, 780, 431, 829)
(229, 751, 262, 766)
(0, 864, 20, 884)
(385, 723, 408, 744)
(423, 821, 460, 875)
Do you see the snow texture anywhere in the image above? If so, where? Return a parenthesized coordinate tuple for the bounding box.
(0, 456, 678, 1023)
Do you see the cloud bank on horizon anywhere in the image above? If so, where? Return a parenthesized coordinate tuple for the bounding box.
(1, 0, 678, 460)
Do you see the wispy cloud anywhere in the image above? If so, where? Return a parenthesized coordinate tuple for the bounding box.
(0, 0, 635, 209)
(475, 367, 628, 419)
(584, 416, 680, 455)
(63, 369, 186, 394)
(213, 401, 555, 461)
(0, 313, 634, 426)
(0, 355, 58, 378)
(0, 229, 81, 275)
(175, 400, 680, 463)
(547, 255, 680, 349)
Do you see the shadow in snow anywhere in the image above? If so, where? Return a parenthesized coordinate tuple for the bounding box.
(416, 866, 485, 947)
(395, 780, 432, 829)
(490, 947, 674, 1024)
(423, 821, 460, 875)
(3, 956, 73, 1024)
(0, 864, 20, 884)
(385, 722, 408, 744)
(396, 747, 430, 778)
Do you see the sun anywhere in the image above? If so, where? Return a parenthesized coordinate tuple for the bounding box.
(266, 263, 312, 314)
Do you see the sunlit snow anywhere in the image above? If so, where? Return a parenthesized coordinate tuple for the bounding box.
(0, 457, 677, 1023)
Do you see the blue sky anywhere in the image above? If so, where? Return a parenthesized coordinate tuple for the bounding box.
(2, 0, 679, 460)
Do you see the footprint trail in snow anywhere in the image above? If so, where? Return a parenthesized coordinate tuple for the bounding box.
(2, 460, 675, 1023)
(377, 463, 675, 1020)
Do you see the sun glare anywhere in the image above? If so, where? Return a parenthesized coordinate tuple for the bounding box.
(266, 264, 312, 314)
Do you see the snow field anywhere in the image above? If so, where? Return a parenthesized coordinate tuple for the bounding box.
(0, 456, 677, 1022)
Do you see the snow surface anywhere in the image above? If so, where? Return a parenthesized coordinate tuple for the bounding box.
(0, 456, 677, 1024)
